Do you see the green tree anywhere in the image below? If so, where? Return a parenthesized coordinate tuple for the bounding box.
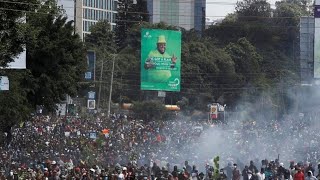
(204, 0, 301, 112)
(115, 0, 149, 50)
(0, 0, 37, 67)
(225, 38, 262, 83)
(225, 38, 270, 103)
(213, 156, 220, 180)
(181, 38, 238, 110)
(86, 20, 116, 53)
(25, 0, 86, 111)
(282, 0, 313, 14)
(0, 71, 32, 145)
(85, 20, 116, 109)
(236, 0, 272, 18)
(131, 100, 167, 121)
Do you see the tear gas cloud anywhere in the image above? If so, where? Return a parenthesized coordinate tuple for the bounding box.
(158, 85, 320, 171)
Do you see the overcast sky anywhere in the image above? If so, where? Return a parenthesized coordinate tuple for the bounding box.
(206, 0, 279, 20)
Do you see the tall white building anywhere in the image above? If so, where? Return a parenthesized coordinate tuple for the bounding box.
(57, 0, 117, 39)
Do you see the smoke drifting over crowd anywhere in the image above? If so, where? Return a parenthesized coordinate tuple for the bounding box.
(173, 85, 320, 170)
(1, 84, 320, 179)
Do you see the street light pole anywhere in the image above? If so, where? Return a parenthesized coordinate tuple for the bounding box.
(107, 54, 116, 117)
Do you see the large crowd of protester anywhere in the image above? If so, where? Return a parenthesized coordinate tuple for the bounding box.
(1, 112, 320, 180)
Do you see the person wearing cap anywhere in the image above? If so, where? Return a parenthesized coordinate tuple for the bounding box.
(144, 35, 178, 83)
(117, 167, 127, 180)
(89, 168, 96, 179)
(42, 167, 49, 178)
(277, 163, 286, 178)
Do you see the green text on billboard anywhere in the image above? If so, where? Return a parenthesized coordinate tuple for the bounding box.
(141, 29, 181, 91)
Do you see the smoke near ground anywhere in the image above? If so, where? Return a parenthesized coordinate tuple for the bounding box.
(169, 85, 320, 171)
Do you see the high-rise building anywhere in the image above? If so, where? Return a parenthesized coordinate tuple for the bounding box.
(147, 0, 206, 33)
(299, 16, 314, 84)
(194, 0, 206, 33)
(57, 0, 118, 39)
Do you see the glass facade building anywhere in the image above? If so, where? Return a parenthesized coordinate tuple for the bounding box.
(81, 0, 117, 39)
(57, 0, 117, 40)
(147, 0, 205, 34)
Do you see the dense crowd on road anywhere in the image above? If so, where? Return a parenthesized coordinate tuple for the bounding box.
(1, 112, 320, 180)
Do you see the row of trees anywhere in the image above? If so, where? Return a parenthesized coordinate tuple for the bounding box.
(93, 0, 309, 118)
(0, 0, 311, 142)
(0, 0, 86, 144)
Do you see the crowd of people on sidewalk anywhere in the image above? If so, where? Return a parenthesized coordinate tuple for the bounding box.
(0, 112, 320, 180)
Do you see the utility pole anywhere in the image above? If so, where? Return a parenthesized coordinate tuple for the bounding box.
(97, 60, 104, 110)
(107, 54, 116, 117)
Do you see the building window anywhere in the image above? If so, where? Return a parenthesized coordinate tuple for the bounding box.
(86, 21, 89, 31)
(91, 9, 93, 20)
(113, 1, 117, 11)
(83, 21, 90, 32)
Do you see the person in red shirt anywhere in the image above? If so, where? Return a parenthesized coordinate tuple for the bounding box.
(294, 168, 305, 180)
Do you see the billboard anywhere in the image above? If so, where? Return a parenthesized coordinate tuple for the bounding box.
(87, 99, 96, 109)
(315, 5, 320, 78)
(0, 76, 9, 90)
(141, 29, 181, 91)
(85, 51, 95, 81)
(88, 91, 95, 99)
(210, 104, 218, 120)
(56, 103, 66, 116)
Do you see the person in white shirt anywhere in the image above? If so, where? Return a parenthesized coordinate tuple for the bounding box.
(256, 168, 265, 180)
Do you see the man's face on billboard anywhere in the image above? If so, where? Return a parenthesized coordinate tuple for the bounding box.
(157, 43, 166, 54)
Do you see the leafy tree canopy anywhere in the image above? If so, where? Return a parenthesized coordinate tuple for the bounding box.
(0, 0, 37, 67)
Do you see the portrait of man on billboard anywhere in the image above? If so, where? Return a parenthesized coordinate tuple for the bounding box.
(141, 29, 181, 91)
(144, 35, 177, 70)
(143, 35, 178, 83)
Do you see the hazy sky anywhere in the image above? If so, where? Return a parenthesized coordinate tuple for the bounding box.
(206, 0, 279, 20)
